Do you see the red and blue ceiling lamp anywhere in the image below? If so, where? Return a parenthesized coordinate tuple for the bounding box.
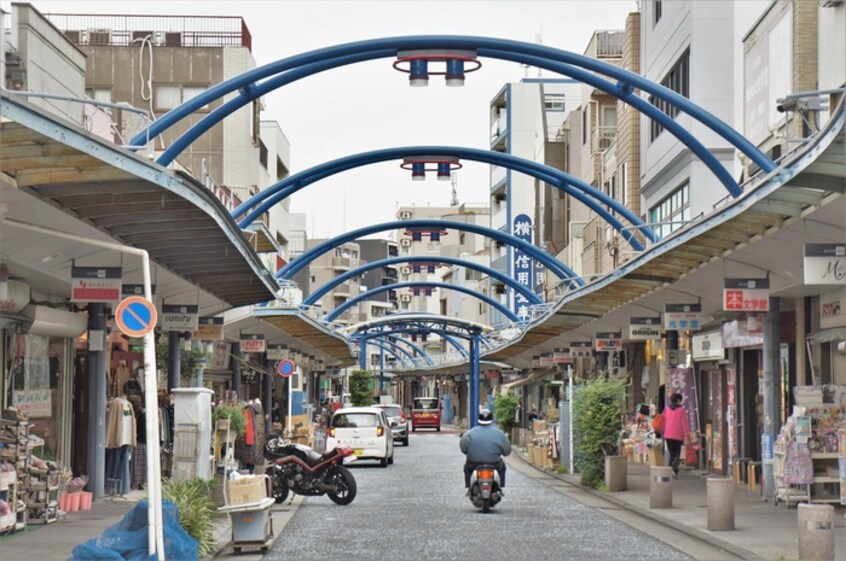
(404, 227, 447, 244)
(411, 263, 438, 274)
(393, 50, 482, 87)
(401, 156, 462, 181)
(412, 287, 434, 297)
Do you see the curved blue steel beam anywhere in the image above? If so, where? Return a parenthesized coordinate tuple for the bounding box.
(134, 36, 774, 179)
(365, 340, 409, 368)
(233, 147, 654, 248)
(326, 281, 519, 323)
(381, 334, 435, 366)
(276, 219, 583, 286)
(369, 337, 420, 367)
(353, 329, 467, 359)
(350, 334, 434, 366)
(303, 255, 543, 307)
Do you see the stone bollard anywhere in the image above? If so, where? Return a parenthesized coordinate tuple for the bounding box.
(797, 503, 834, 561)
(605, 456, 628, 492)
(650, 466, 673, 509)
(706, 477, 735, 531)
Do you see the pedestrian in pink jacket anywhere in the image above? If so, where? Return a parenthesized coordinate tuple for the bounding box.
(663, 393, 690, 477)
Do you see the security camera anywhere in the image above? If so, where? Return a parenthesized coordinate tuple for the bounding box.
(776, 97, 798, 113)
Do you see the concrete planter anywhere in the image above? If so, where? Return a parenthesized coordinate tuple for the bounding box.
(605, 455, 628, 492)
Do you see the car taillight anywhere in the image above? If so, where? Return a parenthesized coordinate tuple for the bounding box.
(377, 426, 384, 437)
(328, 427, 335, 438)
(477, 469, 495, 479)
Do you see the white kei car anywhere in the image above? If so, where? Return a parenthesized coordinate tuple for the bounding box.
(326, 406, 395, 467)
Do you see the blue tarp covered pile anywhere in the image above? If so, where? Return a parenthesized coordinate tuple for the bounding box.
(68, 499, 198, 561)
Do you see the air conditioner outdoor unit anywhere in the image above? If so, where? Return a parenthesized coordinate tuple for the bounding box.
(400, 294, 412, 303)
(400, 267, 412, 276)
(400, 238, 412, 247)
(400, 211, 413, 220)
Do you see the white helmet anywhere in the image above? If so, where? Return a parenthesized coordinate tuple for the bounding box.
(479, 409, 494, 425)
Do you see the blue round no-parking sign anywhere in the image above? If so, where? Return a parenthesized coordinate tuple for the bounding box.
(277, 359, 295, 377)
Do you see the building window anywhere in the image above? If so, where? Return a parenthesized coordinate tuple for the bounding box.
(654, 0, 662, 24)
(86, 88, 112, 104)
(153, 85, 208, 111)
(649, 182, 690, 238)
(648, 48, 689, 142)
(544, 94, 566, 112)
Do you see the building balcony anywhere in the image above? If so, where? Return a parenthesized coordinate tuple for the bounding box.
(491, 255, 508, 275)
(333, 281, 353, 297)
(592, 125, 617, 153)
(490, 164, 506, 188)
(332, 256, 359, 270)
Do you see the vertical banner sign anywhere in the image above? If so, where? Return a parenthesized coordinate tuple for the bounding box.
(723, 278, 770, 311)
(629, 317, 662, 340)
(594, 332, 622, 352)
(553, 348, 572, 364)
(239, 334, 266, 354)
(266, 344, 287, 361)
(804, 244, 846, 285)
(531, 355, 541, 369)
(71, 266, 122, 303)
(160, 305, 199, 332)
(193, 317, 223, 341)
(664, 303, 701, 331)
(570, 341, 593, 358)
(0, 262, 8, 300)
(122, 284, 156, 298)
(667, 367, 700, 439)
(512, 214, 534, 322)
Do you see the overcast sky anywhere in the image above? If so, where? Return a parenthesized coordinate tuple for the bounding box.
(32, 1, 638, 238)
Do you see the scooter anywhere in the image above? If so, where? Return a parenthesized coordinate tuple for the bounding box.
(264, 436, 358, 505)
(468, 464, 503, 513)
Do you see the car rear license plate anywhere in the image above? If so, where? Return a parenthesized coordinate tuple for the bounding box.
(421, 413, 430, 417)
(353, 449, 364, 457)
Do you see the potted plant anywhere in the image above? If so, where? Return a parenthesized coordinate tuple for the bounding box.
(492, 392, 520, 441)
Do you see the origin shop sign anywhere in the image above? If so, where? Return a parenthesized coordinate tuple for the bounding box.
(628, 317, 661, 341)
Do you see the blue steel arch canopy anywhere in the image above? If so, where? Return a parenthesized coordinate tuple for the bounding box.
(133, 36, 774, 196)
(232, 147, 655, 250)
(325, 281, 519, 323)
(276, 219, 584, 288)
(346, 312, 492, 337)
(302, 255, 543, 307)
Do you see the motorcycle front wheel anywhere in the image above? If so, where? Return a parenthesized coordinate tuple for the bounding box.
(271, 472, 290, 504)
(325, 465, 357, 505)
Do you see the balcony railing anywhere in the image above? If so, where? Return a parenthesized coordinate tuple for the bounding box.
(332, 256, 359, 270)
(592, 125, 617, 153)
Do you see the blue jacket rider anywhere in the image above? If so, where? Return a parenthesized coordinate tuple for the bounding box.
(459, 409, 511, 490)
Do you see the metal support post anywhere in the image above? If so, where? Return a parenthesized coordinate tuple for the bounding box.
(168, 330, 180, 392)
(231, 346, 242, 398)
(762, 297, 780, 499)
(470, 331, 480, 428)
(87, 303, 107, 500)
(261, 354, 272, 437)
(359, 339, 367, 370)
(379, 345, 384, 392)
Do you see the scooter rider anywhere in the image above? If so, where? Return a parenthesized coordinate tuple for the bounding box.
(459, 409, 511, 492)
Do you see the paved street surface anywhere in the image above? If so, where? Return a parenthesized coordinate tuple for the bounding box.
(266, 429, 693, 561)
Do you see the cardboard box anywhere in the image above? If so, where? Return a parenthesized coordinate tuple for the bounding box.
(532, 420, 547, 433)
(648, 447, 665, 467)
(226, 475, 269, 506)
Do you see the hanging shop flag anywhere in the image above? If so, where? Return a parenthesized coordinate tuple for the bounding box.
(595, 331, 622, 352)
(540, 352, 554, 367)
(209, 342, 231, 370)
(628, 317, 662, 341)
(570, 341, 593, 358)
(193, 317, 224, 341)
(820, 287, 845, 330)
(266, 344, 288, 361)
(804, 243, 846, 285)
(667, 366, 700, 438)
(121, 284, 156, 298)
(723, 278, 770, 312)
(71, 266, 122, 303)
(664, 303, 701, 331)
(691, 331, 724, 361)
(553, 348, 572, 364)
(240, 333, 266, 354)
(0, 262, 8, 300)
(512, 214, 535, 322)
(160, 304, 199, 332)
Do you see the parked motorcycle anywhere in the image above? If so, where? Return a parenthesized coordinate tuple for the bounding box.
(468, 464, 503, 513)
(264, 436, 357, 505)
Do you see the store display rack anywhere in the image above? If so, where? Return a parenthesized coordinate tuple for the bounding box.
(0, 409, 30, 534)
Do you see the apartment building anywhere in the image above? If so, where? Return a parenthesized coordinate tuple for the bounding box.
(43, 11, 295, 270)
(292, 239, 363, 326)
(489, 78, 582, 320)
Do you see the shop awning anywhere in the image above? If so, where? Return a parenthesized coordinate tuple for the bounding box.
(807, 327, 846, 343)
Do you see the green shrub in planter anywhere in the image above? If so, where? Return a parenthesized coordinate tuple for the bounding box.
(212, 404, 246, 437)
(492, 393, 520, 439)
(160, 478, 218, 558)
(572, 376, 625, 490)
(349, 370, 374, 406)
